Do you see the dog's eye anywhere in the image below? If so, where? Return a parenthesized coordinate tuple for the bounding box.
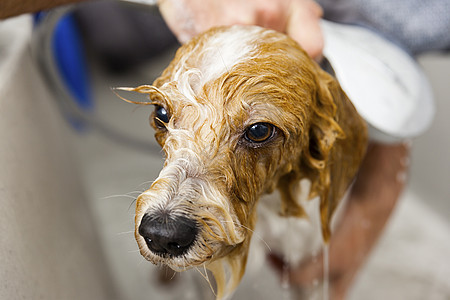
(244, 122, 274, 143)
(154, 105, 170, 128)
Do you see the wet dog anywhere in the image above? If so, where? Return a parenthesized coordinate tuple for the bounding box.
(123, 25, 367, 299)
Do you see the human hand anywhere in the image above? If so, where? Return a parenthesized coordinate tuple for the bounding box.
(269, 143, 410, 299)
(158, 0, 324, 59)
(268, 247, 356, 300)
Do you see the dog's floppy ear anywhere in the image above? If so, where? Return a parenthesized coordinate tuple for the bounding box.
(279, 66, 367, 242)
(308, 67, 367, 241)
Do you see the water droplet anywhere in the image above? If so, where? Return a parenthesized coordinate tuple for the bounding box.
(403, 139, 413, 149)
(396, 171, 407, 183)
(400, 156, 410, 167)
(281, 263, 290, 290)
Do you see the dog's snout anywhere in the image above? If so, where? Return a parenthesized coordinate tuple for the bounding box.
(138, 213, 198, 257)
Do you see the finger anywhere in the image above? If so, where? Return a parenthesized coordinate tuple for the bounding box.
(158, 0, 192, 43)
(286, 0, 324, 59)
(252, 0, 289, 31)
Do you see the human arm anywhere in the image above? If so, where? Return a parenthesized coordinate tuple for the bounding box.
(270, 142, 410, 299)
(0, 0, 87, 19)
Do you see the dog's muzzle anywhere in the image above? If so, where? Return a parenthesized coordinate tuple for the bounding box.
(138, 212, 198, 257)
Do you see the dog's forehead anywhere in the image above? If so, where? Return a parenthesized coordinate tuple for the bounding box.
(191, 26, 269, 83)
(164, 26, 284, 97)
(157, 25, 315, 134)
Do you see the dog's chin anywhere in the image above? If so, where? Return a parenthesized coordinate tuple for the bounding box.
(136, 235, 241, 272)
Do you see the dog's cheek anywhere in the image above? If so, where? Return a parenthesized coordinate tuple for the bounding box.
(232, 146, 280, 202)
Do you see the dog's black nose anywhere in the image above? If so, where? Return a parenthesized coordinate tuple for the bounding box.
(138, 213, 198, 257)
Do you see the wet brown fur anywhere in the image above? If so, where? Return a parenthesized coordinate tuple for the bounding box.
(130, 26, 368, 299)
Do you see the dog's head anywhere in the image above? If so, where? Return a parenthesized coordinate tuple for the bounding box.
(128, 25, 367, 298)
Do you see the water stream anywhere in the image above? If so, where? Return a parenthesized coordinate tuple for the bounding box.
(322, 244, 330, 300)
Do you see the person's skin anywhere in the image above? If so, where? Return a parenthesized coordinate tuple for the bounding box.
(158, 0, 324, 59)
(0, 0, 323, 58)
(2, 0, 408, 298)
(269, 142, 409, 299)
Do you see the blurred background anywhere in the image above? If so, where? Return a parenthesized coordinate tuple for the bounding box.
(0, 1, 449, 299)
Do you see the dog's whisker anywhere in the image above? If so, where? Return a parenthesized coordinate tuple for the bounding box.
(194, 264, 217, 297)
(203, 264, 215, 296)
(222, 221, 272, 252)
(127, 198, 138, 212)
(127, 249, 141, 253)
(117, 230, 134, 235)
(126, 190, 145, 195)
(203, 264, 211, 283)
(137, 180, 156, 188)
(205, 264, 218, 298)
(195, 265, 208, 281)
(169, 269, 177, 281)
(101, 194, 136, 200)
